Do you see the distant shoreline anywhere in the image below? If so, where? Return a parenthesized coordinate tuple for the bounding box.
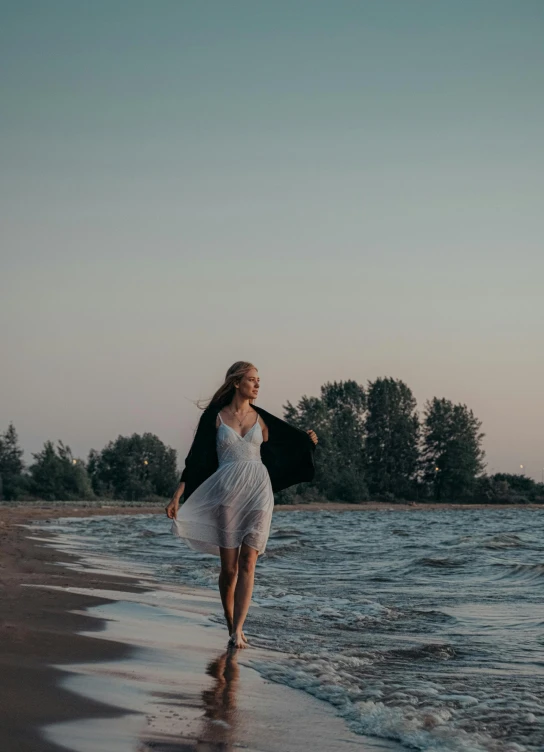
(277, 500, 544, 511)
(1, 499, 543, 522)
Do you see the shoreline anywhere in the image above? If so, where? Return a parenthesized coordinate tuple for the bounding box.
(0, 504, 405, 751)
(277, 500, 544, 510)
(2, 498, 543, 520)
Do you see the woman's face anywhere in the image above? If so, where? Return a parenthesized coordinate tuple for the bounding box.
(236, 368, 260, 400)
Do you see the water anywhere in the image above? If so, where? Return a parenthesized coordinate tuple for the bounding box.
(40, 508, 544, 752)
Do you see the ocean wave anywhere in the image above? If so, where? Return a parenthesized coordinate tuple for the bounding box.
(483, 534, 525, 550)
(249, 656, 525, 752)
(414, 556, 469, 568)
(494, 561, 544, 583)
(261, 539, 310, 558)
(386, 642, 457, 662)
(447, 533, 526, 550)
(268, 527, 305, 539)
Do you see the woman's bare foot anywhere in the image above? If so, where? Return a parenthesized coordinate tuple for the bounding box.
(228, 624, 248, 644)
(228, 631, 247, 650)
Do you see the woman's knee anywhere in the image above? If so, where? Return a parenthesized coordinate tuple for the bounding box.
(220, 563, 238, 584)
(219, 546, 239, 583)
(238, 548, 258, 575)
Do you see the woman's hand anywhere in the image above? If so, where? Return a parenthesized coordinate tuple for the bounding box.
(165, 482, 184, 519)
(306, 429, 318, 446)
(165, 496, 179, 520)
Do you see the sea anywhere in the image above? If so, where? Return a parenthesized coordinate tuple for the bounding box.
(42, 507, 544, 752)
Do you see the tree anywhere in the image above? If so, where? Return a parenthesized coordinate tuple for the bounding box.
(87, 432, 178, 501)
(284, 380, 368, 502)
(29, 440, 94, 501)
(421, 398, 485, 501)
(365, 378, 420, 499)
(475, 473, 544, 504)
(0, 423, 26, 500)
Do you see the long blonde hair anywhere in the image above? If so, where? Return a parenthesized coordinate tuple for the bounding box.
(197, 361, 258, 412)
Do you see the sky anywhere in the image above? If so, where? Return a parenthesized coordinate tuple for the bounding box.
(1, 1, 543, 481)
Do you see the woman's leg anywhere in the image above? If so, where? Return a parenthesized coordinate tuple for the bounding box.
(219, 547, 239, 635)
(230, 543, 259, 649)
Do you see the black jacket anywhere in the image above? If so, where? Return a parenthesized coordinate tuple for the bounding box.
(180, 404, 316, 501)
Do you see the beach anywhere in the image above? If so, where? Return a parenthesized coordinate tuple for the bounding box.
(0, 503, 405, 752)
(2, 501, 544, 752)
(0, 505, 164, 752)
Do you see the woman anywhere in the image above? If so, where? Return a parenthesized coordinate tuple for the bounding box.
(166, 361, 318, 649)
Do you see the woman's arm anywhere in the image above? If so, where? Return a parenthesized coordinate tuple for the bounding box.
(257, 415, 269, 443)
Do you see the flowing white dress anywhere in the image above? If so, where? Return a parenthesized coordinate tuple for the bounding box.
(171, 411, 274, 556)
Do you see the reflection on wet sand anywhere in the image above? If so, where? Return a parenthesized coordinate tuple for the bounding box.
(200, 650, 240, 745)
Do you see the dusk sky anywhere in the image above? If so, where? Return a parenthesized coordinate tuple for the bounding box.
(1, 1, 543, 480)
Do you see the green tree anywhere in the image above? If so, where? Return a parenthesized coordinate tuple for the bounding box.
(284, 380, 368, 502)
(88, 432, 178, 501)
(475, 473, 544, 503)
(422, 398, 485, 501)
(365, 378, 420, 499)
(491, 472, 536, 497)
(29, 440, 94, 501)
(0, 423, 26, 500)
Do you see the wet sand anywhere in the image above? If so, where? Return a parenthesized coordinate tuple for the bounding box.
(0, 507, 147, 752)
(0, 503, 406, 751)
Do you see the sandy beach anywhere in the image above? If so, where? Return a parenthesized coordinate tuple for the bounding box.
(0, 502, 409, 752)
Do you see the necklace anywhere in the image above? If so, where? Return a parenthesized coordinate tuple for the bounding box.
(228, 406, 251, 428)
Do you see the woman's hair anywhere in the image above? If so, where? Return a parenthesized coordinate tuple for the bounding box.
(197, 361, 258, 411)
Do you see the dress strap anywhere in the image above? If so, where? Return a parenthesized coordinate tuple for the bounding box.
(252, 409, 259, 427)
(218, 411, 224, 424)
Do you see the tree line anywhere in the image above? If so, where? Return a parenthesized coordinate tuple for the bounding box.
(282, 378, 543, 504)
(0, 427, 178, 502)
(1, 377, 542, 504)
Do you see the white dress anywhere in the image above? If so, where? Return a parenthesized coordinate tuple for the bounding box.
(171, 411, 274, 556)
